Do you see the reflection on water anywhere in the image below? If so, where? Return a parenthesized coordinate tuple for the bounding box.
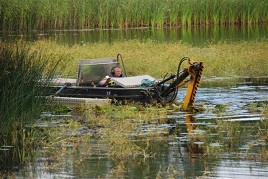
(1, 25, 267, 46)
(3, 79, 268, 178)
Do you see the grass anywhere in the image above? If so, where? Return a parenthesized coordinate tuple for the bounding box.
(186, 102, 268, 162)
(0, 0, 267, 31)
(33, 101, 268, 177)
(1, 37, 267, 175)
(183, 116, 268, 163)
(27, 38, 268, 78)
(34, 103, 178, 174)
(82, 103, 175, 160)
(0, 41, 61, 170)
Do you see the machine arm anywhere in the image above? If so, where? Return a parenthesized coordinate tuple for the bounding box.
(160, 69, 190, 97)
(183, 61, 204, 109)
(156, 57, 204, 109)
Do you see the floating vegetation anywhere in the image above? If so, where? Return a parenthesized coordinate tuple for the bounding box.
(39, 99, 268, 169)
(1, 95, 266, 177)
(186, 118, 268, 162)
(26, 39, 268, 78)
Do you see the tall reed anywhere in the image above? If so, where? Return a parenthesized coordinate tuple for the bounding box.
(0, 41, 60, 147)
(0, 0, 267, 31)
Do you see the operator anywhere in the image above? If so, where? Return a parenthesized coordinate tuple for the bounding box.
(98, 65, 124, 87)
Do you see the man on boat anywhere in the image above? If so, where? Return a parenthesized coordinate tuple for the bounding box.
(99, 65, 124, 87)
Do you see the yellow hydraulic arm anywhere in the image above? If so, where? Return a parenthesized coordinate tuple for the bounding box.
(183, 60, 204, 109)
(158, 57, 203, 106)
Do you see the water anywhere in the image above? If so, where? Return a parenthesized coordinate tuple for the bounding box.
(1, 25, 268, 178)
(1, 25, 267, 46)
(7, 79, 268, 178)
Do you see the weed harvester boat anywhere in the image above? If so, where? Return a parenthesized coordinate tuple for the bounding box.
(47, 54, 204, 109)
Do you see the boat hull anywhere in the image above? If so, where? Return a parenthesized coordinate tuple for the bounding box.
(46, 85, 160, 104)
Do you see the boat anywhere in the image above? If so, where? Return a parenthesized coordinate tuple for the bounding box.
(46, 54, 204, 109)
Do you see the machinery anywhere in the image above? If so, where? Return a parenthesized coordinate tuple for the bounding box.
(48, 54, 204, 109)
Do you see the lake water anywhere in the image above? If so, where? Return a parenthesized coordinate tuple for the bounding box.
(1, 26, 268, 178)
(5, 78, 267, 178)
(1, 25, 267, 46)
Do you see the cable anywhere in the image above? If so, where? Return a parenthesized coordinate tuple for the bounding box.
(117, 54, 127, 77)
(177, 57, 190, 78)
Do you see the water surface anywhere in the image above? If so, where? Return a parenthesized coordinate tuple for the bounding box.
(11, 79, 268, 178)
(1, 25, 267, 46)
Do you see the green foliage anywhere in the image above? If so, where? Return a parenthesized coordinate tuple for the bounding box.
(0, 0, 267, 31)
(0, 41, 60, 146)
(80, 103, 176, 159)
(82, 102, 172, 122)
(263, 104, 268, 118)
(28, 38, 268, 78)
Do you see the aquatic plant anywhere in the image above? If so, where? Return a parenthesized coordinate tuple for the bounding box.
(80, 103, 177, 159)
(0, 0, 267, 31)
(40, 123, 93, 173)
(10, 97, 267, 176)
(250, 102, 268, 116)
(217, 120, 249, 150)
(156, 164, 181, 179)
(263, 104, 268, 118)
(198, 117, 268, 163)
(28, 38, 268, 78)
(34, 102, 178, 175)
(0, 41, 60, 165)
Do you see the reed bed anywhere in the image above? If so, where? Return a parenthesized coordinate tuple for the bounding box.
(28, 38, 268, 78)
(0, 0, 267, 31)
(0, 41, 60, 147)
